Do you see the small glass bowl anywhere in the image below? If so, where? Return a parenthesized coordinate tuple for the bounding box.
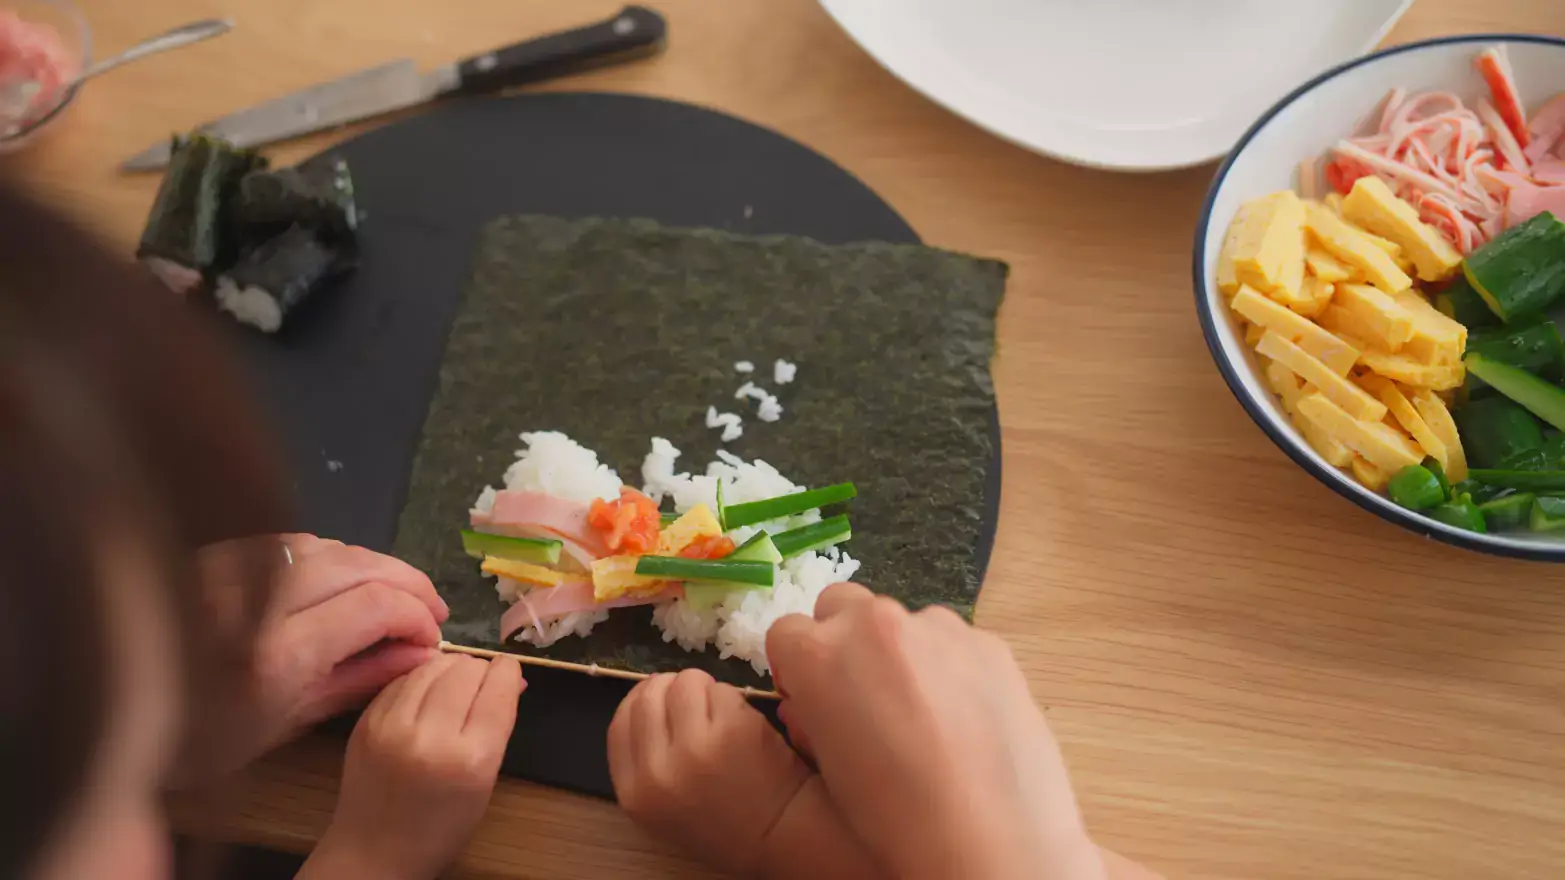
(0, 0, 91, 153)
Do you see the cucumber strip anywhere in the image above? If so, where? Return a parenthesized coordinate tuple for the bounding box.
(634, 556, 774, 587)
(1464, 353, 1565, 432)
(660, 512, 679, 527)
(1530, 496, 1565, 531)
(722, 483, 857, 529)
(1479, 492, 1534, 531)
(1463, 211, 1565, 321)
(1453, 396, 1545, 468)
(1467, 469, 1565, 492)
(771, 515, 852, 558)
(728, 532, 783, 565)
(681, 534, 782, 610)
(1464, 319, 1565, 396)
(1435, 274, 1501, 329)
(460, 529, 562, 565)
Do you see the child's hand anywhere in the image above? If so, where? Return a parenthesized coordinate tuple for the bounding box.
(767, 583, 1104, 880)
(608, 669, 882, 879)
(300, 654, 524, 880)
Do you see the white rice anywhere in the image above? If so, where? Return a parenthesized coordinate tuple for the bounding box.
(213, 278, 283, 332)
(482, 432, 860, 674)
(734, 360, 755, 373)
(774, 359, 797, 384)
(705, 406, 743, 442)
(640, 439, 854, 675)
(497, 430, 622, 504)
(756, 395, 783, 422)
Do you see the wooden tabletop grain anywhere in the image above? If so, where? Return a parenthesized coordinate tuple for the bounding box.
(16, 1, 1565, 877)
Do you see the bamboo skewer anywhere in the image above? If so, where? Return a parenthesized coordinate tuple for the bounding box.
(439, 641, 782, 701)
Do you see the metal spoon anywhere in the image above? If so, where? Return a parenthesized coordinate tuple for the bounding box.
(1, 18, 234, 125)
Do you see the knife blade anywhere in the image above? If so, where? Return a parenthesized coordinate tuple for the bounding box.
(122, 5, 666, 171)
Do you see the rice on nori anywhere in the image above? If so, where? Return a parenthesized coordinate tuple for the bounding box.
(469, 431, 862, 677)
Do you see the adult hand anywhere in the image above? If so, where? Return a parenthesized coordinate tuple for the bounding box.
(196, 534, 449, 772)
(300, 654, 524, 880)
(608, 669, 881, 880)
(766, 583, 1105, 880)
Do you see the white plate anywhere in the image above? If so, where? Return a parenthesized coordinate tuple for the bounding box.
(817, 0, 1413, 171)
(1195, 35, 1565, 558)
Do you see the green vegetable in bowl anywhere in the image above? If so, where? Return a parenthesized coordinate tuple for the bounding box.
(1530, 496, 1565, 532)
(1388, 464, 1446, 510)
(1423, 456, 1452, 500)
(1478, 493, 1533, 531)
(1427, 494, 1487, 533)
(1464, 353, 1565, 432)
(1452, 478, 1508, 505)
(1463, 318, 1565, 395)
(1453, 396, 1545, 468)
(1435, 273, 1501, 330)
(1467, 469, 1565, 492)
(1463, 211, 1565, 322)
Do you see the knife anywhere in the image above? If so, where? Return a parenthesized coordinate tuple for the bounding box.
(122, 5, 666, 171)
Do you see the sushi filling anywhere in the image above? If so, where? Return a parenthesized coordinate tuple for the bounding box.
(214, 278, 284, 333)
(144, 257, 204, 295)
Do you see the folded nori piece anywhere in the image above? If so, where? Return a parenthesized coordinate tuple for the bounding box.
(394, 216, 1007, 687)
(215, 224, 355, 333)
(136, 134, 266, 287)
(235, 158, 358, 243)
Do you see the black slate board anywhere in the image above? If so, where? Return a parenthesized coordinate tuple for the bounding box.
(222, 93, 1002, 799)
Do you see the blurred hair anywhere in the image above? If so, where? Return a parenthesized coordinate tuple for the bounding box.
(0, 181, 291, 876)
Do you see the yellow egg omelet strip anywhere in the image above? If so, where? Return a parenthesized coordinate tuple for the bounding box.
(1341, 176, 1464, 282)
(1231, 286, 1359, 375)
(1229, 190, 1308, 300)
(1222, 188, 1470, 495)
(1296, 392, 1424, 474)
(1304, 202, 1413, 293)
(1256, 331, 1387, 422)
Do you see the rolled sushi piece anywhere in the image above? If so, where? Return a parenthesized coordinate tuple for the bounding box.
(235, 158, 358, 242)
(214, 225, 354, 333)
(136, 134, 266, 293)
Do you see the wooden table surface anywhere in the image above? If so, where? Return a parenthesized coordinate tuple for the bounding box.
(15, 1, 1565, 877)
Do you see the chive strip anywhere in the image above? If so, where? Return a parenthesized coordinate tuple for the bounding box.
(660, 512, 679, 527)
(716, 479, 728, 532)
(722, 482, 857, 529)
(1468, 469, 1565, 492)
(634, 556, 775, 587)
(771, 515, 852, 558)
(460, 529, 562, 565)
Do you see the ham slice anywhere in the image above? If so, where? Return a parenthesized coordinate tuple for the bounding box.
(1526, 95, 1565, 164)
(470, 490, 611, 567)
(499, 578, 679, 640)
(1476, 165, 1531, 197)
(1506, 181, 1565, 228)
(1533, 158, 1565, 186)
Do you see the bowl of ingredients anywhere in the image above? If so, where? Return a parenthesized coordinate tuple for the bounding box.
(0, 0, 87, 150)
(1196, 35, 1565, 558)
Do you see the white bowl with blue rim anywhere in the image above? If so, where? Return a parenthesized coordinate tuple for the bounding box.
(1194, 34, 1565, 559)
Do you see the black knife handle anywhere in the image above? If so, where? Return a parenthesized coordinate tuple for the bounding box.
(454, 6, 667, 96)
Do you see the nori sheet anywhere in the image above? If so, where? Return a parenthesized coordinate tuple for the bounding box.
(394, 216, 1006, 687)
